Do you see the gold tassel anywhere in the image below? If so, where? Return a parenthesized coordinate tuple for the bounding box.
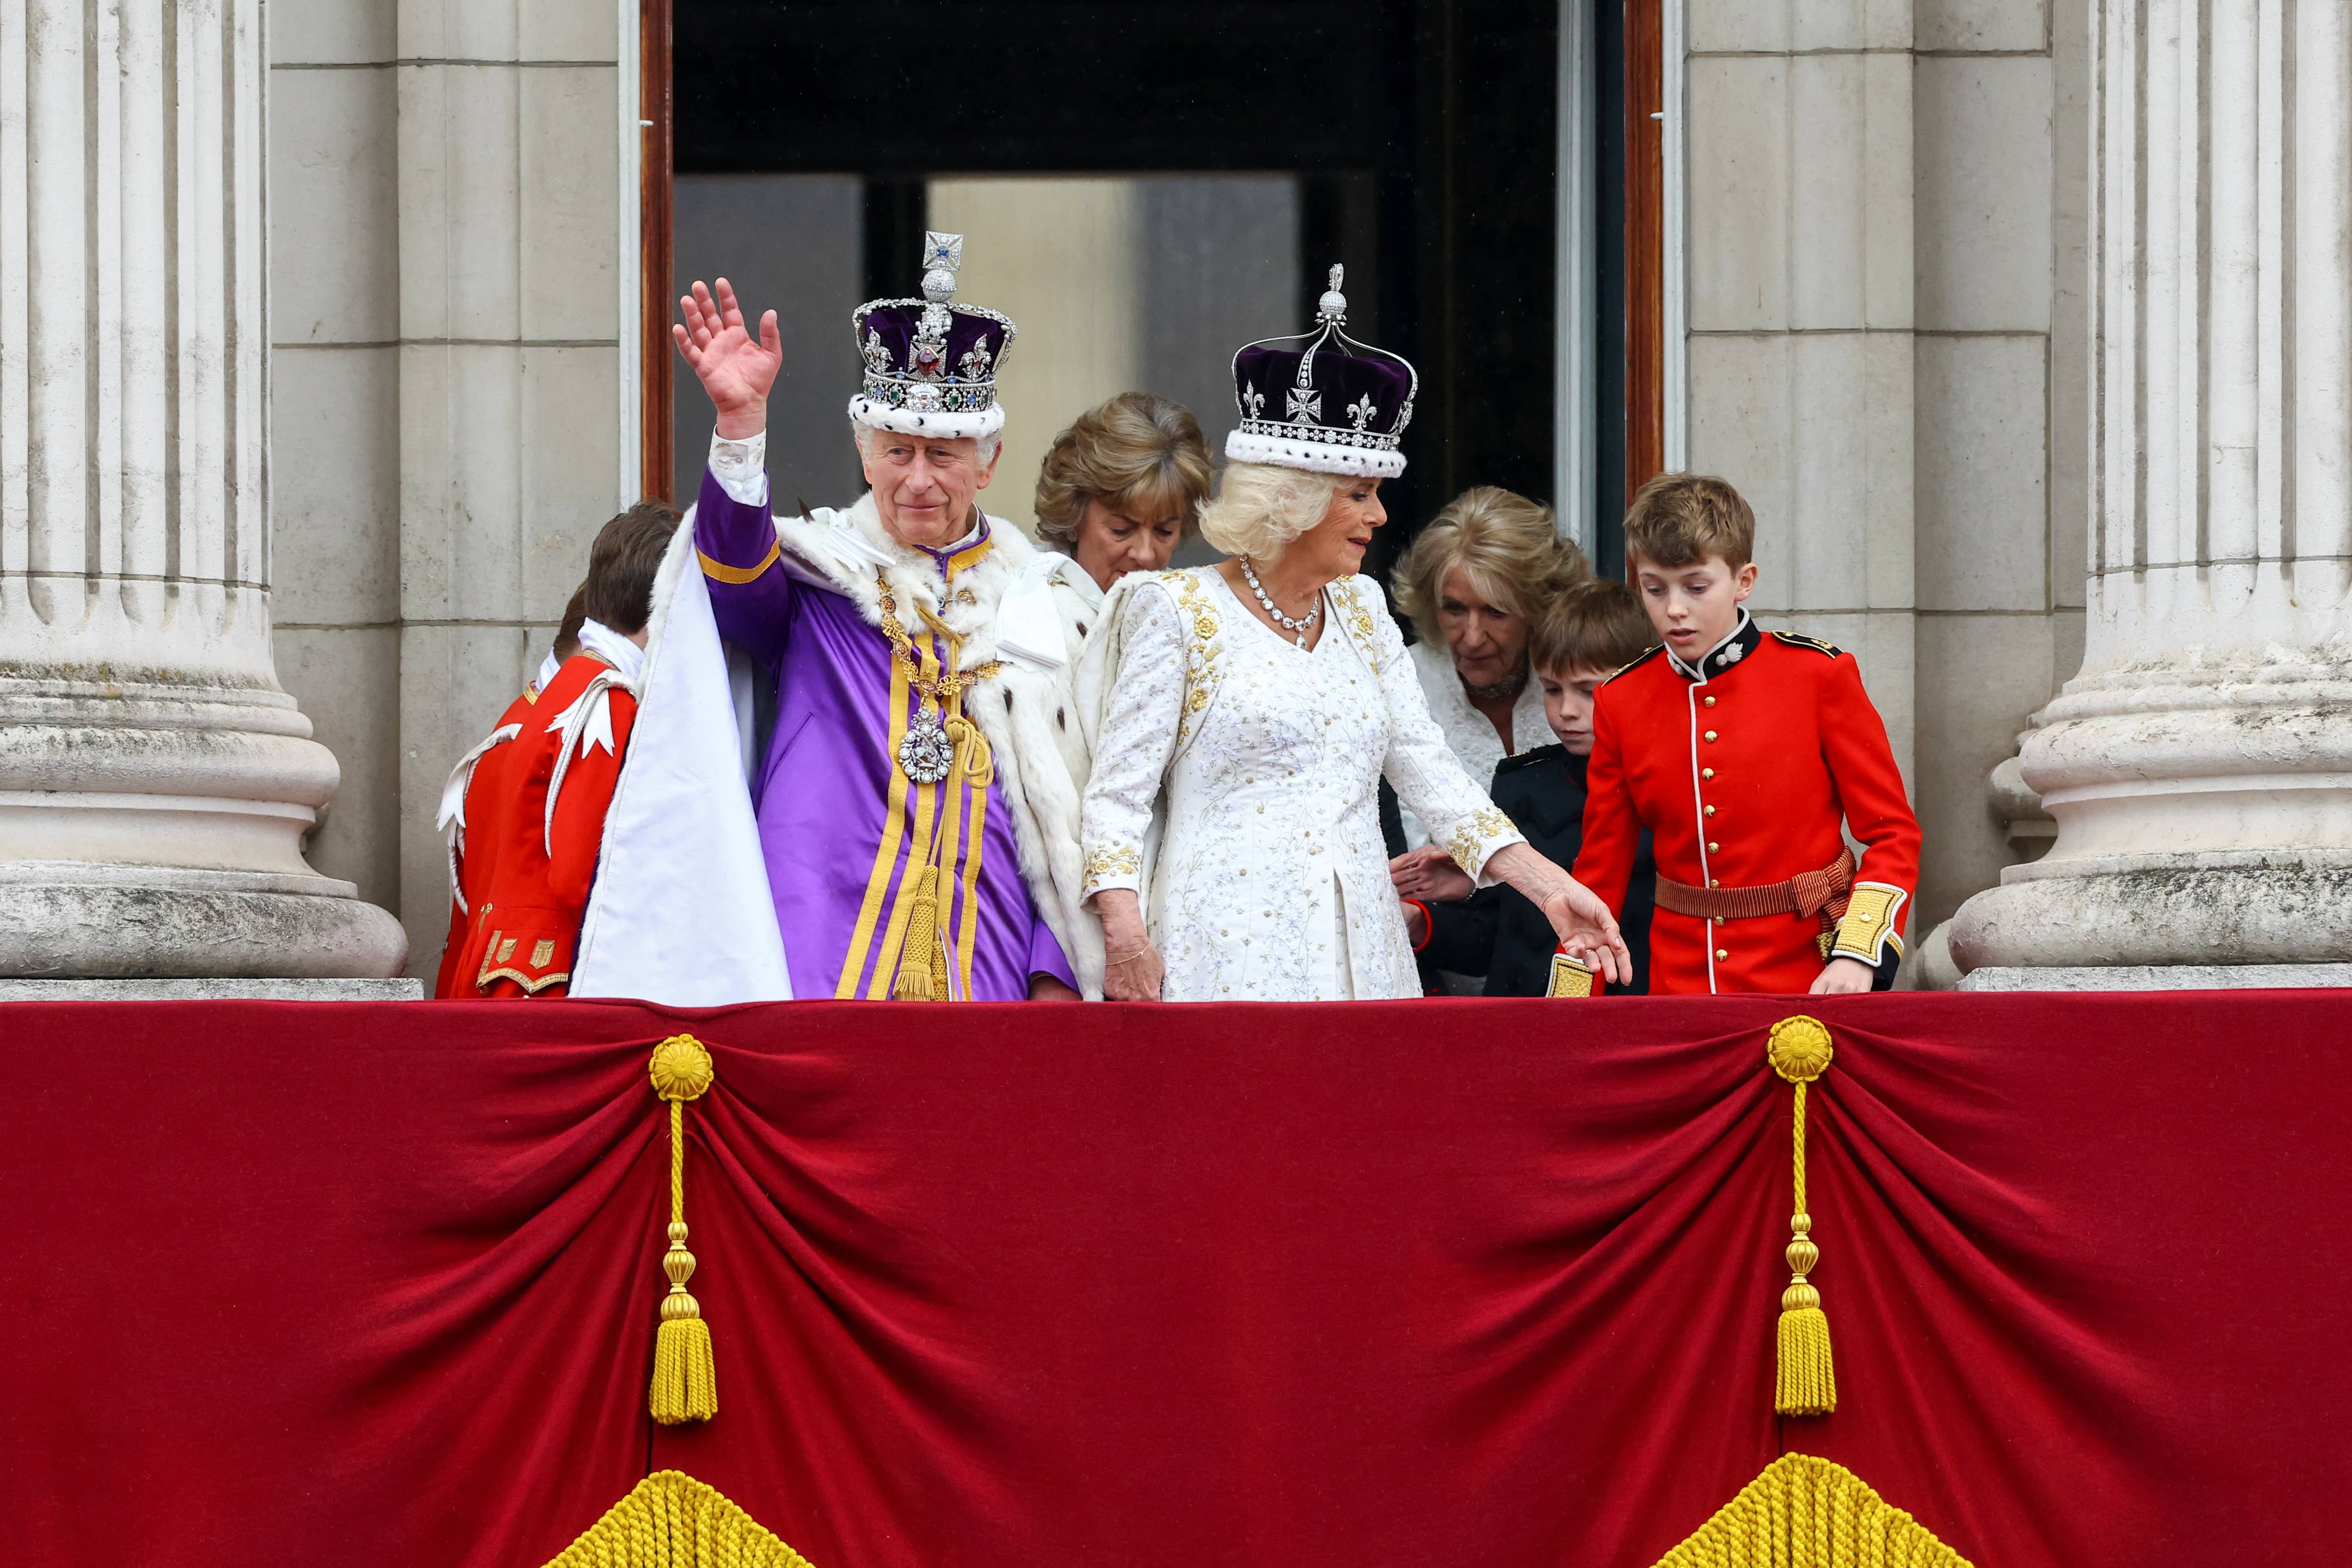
(648, 1034, 719, 1425)
(1767, 1015, 1837, 1416)
(892, 864, 943, 1000)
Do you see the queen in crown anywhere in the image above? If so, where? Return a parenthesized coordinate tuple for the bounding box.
(1076, 268, 1631, 1000)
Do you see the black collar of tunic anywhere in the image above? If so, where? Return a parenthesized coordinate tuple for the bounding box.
(1664, 609, 1761, 683)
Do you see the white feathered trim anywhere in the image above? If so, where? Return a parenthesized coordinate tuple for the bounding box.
(438, 722, 520, 912)
(847, 393, 1006, 441)
(542, 670, 635, 856)
(768, 495, 1104, 998)
(1224, 427, 1407, 478)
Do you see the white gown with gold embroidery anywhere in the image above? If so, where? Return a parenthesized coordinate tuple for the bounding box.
(1079, 567, 1523, 1000)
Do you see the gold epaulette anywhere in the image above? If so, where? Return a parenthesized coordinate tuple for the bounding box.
(1769, 630, 1844, 658)
(1602, 645, 1667, 685)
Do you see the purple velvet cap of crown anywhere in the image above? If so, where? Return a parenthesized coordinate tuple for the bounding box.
(856, 304, 1011, 390)
(1232, 343, 1413, 441)
(1226, 266, 1417, 477)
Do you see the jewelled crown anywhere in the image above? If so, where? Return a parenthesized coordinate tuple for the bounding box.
(848, 231, 1017, 439)
(1227, 264, 1417, 478)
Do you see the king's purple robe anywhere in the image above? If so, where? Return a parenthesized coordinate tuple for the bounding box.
(693, 467, 1075, 1000)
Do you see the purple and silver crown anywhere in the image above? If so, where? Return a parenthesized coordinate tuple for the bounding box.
(848, 231, 1016, 439)
(1227, 264, 1417, 478)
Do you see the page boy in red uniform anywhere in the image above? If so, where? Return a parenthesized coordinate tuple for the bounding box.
(1572, 474, 1920, 995)
(437, 503, 676, 998)
(432, 585, 590, 998)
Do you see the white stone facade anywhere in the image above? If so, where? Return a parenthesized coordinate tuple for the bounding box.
(0, 0, 404, 977)
(1948, 0, 2352, 977)
(268, 0, 635, 979)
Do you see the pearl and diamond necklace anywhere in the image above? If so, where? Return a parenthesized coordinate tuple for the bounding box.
(1237, 556, 1321, 648)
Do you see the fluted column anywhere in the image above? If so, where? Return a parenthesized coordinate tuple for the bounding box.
(0, 0, 404, 977)
(1950, 0, 2352, 975)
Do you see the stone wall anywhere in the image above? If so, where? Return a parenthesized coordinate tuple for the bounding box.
(270, 0, 633, 978)
(1682, 0, 2087, 939)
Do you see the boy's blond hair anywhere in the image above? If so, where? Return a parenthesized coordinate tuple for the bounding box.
(1622, 472, 1756, 570)
(1531, 579, 1656, 677)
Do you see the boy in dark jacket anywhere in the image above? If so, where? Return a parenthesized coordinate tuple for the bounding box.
(1400, 581, 1658, 995)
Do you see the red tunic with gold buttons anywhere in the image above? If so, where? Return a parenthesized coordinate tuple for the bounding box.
(1571, 613, 1920, 995)
(443, 654, 639, 998)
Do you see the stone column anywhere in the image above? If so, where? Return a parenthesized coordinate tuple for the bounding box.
(0, 0, 405, 978)
(1949, 0, 2352, 981)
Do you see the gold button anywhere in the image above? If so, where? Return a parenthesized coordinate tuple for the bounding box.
(1703, 696, 1717, 707)
(1707, 841, 1720, 852)
(1713, 915, 1723, 926)
(1702, 767, 1715, 779)
(1704, 730, 1718, 742)
(1708, 878, 1720, 888)
(1704, 805, 1717, 817)
(1716, 948, 1729, 961)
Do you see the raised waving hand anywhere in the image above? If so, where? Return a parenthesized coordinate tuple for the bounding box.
(673, 278, 781, 439)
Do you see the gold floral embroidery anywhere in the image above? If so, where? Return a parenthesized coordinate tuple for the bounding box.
(1082, 842, 1143, 898)
(1443, 807, 1514, 874)
(1330, 575, 1384, 675)
(1167, 569, 1225, 746)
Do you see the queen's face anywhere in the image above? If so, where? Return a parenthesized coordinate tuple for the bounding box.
(1071, 496, 1184, 592)
(1281, 476, 1387, 581)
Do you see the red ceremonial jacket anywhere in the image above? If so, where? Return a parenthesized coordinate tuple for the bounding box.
(1571, 613, 1920, 995)
(433, 685, 535, 999)
(439, 654, 639, 998)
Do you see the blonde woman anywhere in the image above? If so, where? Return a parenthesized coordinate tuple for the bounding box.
(1031, 391, 1215, 665)
(1393, 486, 1587, 774)
(1075, 267, 1628, 1001)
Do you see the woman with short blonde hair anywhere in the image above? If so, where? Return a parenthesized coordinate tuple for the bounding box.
(1384, 487, 1588, 876)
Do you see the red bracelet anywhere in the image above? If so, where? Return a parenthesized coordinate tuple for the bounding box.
(1402, 898, 1434, 954)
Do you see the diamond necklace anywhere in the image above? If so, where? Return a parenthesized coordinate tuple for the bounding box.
(1237, 556, 1321, 648)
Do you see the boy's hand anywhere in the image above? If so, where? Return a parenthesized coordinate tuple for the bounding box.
(1808, 956, 1876, 994)
(1389, 845, 1474, 903)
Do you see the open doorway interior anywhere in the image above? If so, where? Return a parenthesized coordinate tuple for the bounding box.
(655, 2, 1652, 588)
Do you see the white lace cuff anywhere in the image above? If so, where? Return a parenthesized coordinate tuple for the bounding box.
(708, 430, 769, 507)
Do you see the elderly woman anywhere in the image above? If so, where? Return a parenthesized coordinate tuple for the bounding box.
(1032, 391, 1215, 664)
(1386, 486, 1587, 902)
(1076, 267, 1628, 1001)
(1393, 486, 1586, 780)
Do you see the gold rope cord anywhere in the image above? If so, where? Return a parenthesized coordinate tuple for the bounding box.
(1646, 1453, 1974, 1568)
(871, 589, 1001, 1000)
(540, 1470, 819, 1568)
(1768, 1016, 1837, 1416)
(837, 633, 916, 997)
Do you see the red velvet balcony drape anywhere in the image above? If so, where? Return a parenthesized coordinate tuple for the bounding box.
(5, 993, 2347, 1566)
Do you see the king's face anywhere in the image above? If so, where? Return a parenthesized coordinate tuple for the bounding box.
(862, 432, 1001, 551)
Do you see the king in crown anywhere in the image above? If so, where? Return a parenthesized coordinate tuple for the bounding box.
(564, 235, 1103, 1005)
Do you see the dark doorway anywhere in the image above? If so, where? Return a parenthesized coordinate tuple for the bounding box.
(656, 2, 1630, 592)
